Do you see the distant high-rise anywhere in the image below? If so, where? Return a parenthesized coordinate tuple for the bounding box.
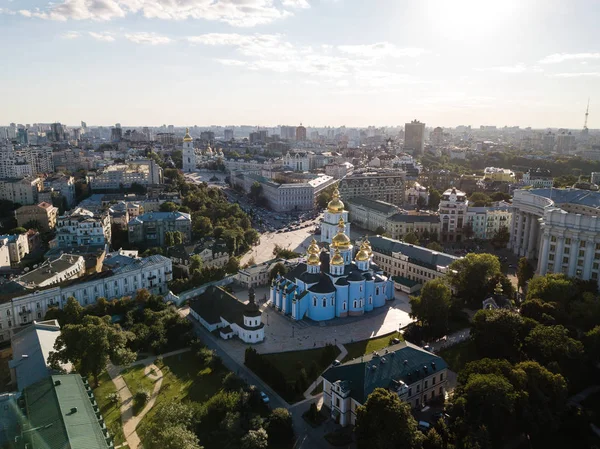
(81, 121, 87, 131)
(542, 131, 555, 152)
(431, 126, 443, 147)
(556, 131, 575, 154)
(404, 120, 425, 155)
(49, 123, 65, 142)
(296, 124, 307, 141)
(224, 129, 234, 141)
(200, 131, 215, 142)
(111, 127, 123, 142)
(17, 128, 28, 145)
(280, 126, 296, 140)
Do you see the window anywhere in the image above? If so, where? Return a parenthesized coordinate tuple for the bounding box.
(440, 373, 444, 381)
(331, 297, 334, 306)
(415, 398, 419, 407)
(353, 300, 357, 308)
(313, 297, 317, 307)
(564, 247, 569, 254)
(431, 391, 435, 399)
(336, 398, 340, 408)
(439, 387, 443, 395)
(417, 385, 420, 392)
(6, 311, 9, 317)
(36, 302, 40, 309)
(549, 254, 555, 261)
(369, 296, 372, 305)
(581, 240, 586, 248)
(579, 250, 585, 257)
(37, 313, 41, 319)
(432, 376, 436, 385)
(8, 321, 11, 327)
(376, 287, 380, 295)
(359, 300, 363, 307)
(565, 238, 571, 245)
(425, 380, 428, 388)
(408, 388, 412, 396)
(343, 302, 346, 311)
(563, 257, 569, 264)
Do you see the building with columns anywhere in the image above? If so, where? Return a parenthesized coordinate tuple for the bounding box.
(269, 193, 394, 322)
(510, 188, 600, 283)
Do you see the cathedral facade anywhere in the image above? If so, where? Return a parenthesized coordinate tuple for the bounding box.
(269, 189, 394, 321)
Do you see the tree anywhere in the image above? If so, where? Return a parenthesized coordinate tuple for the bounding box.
(447, 253, 502, 307)
(190, 255, 203, 273)
(8, 227, 27, 235)
(416, 195, 427, 211)
(225, 256, 240, 274)
(525, 273, 577, 309)
(471, 309, 529, 362)
(355, 388, 423, 449)
(267, 408, 294, 445)
(403, 232, 419, 245)
(428, 189, 441, 210)
(426, 241, 443, 252)
(516, 257, 535, 292)
(149, 426, 202, 449)
(374, 226, 386, 236)
(519, 299, 557, 325)
(491, 226, 510, 248)
(48, 315, 136, 386)
(409, 278, 452, 338)
(583, 326, 600, 363)
(165, 231, 175, 247)
(423, 428, 445, 449)
(62, 296, 84, 325)
(222, 372, 246, 392)
(469, 192, 492, 207)
(173, 231, 183, 245)
(524, 325, 585, 372)
(269, 262, 287, 282)
(241, 428, 268, 449)
(160, 201, 180, 212)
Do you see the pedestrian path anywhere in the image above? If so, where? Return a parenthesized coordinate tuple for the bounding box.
(106, 348, 191, 449)
(302, 343, 347, 399)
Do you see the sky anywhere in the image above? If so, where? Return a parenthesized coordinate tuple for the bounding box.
(0, 0, 599, 128)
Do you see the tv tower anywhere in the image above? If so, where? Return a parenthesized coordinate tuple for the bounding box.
(584, 98, 590, 130)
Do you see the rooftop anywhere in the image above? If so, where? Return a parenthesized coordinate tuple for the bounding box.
(347, 197, 400, 214)
(388, 213, 439, 224)
(369, 235, 458, 269)
(189, 286, 263, 330)
(16, 254, 83, 287)
(321, 341, 448, 404)
(23, 374, 113, 449)
(128, 211, 191, 225)
(527, 188, 600, 209)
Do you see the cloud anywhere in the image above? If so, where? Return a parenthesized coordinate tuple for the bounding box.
(62, 30, 81, 38)
(89, 31, 115, 41)
(540, 52, 600, 64)
(18, 0, 293, 26)
(549, 72, 600, 78)
(282, 0, 310, 9)
(125, 32, 172, 45)
(216, 59, 247, 66)
(337, 42, 426, 58)
(476, 63, 542, 74)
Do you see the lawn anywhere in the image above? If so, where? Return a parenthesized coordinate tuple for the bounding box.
(136, 352, 228, 446)
(437, 339, 478, 372)
(342, 331, 404, 363)
(260, 346, 341, 403)
(93, 372, 125, 446)
(121, 364, 157, 398)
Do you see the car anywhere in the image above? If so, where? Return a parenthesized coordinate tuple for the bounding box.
(332, 360, 341, 366)
(391, 338, 401, 344)
(417, 421, 431, 432)
(432, 412, 450, 423)
(260, 392, 270, 404)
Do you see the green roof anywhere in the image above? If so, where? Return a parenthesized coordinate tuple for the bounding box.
(392, 276, 420, 288)
(322, 341, 448, 404)
(23, 374, 112, 449)
(369, 235, 458, 269)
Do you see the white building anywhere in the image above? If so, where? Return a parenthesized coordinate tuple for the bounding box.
(54, 208, 112, 248)
(182, 128, 196, 172)
(522, 168, 553, 189)
(0, 177, 43, 205)
(322, 341, 448, 427)
(15, 254, 85, 288)
(88, 159, 162, 190)
(439, 188, 469, 242)
(466, 202, 512, 240)
(0, 254, 172, 342)
(510, 189, 600, 284)
(0, 233, 30, 267)
(405, 182, 429, 207)
(347, 197, 402, 233)
(188, 286, 264, 343)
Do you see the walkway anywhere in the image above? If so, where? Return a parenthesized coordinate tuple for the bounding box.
(303, 343, 347, 399)
(107, 348, 191, 449)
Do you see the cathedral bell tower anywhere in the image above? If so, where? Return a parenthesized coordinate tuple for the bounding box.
(182, 127, 196, 173)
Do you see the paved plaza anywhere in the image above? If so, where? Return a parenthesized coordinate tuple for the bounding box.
(191, 284, 415, 363)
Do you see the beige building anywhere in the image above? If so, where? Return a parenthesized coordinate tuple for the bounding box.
(439, 188, 469, 242)
(385, 214, 441, 241)
(0, 177, 43, 205)
(0, 233, 30, 267)
(338, 169, 406, 207)
(347, 197, 402, 232)
(54, 208, 112, 248)
(15, 202, 58, 232)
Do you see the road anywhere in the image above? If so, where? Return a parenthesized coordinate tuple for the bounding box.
(181, 307, 338, 449)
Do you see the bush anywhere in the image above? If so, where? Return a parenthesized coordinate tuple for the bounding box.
(223, 372, 246, 392)
(106, 392, 120, 407)
(134, 390, 150, 409)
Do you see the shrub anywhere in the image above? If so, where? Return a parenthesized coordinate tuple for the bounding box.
(106, 392, 120, 407)
(134, 390, 150, 409)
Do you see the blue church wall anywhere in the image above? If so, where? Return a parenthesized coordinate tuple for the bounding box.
(373, 282, 387, 308)
(335, 285, 349, 317)
(364, 281, 375, 312)
(307, 292, 336, 321)
(296, 295, 309, 320)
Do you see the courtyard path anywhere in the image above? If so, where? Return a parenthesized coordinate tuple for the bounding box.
(107, 348, 191, 449)
(302, 343, 348, 399)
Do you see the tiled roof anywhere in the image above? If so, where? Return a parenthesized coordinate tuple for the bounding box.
(128, 211, 191, 225)
(527, 188, 600, 209)
(321, 341, 448, 404)
(189, 286, 261, 329)
(369, 236, 458, 269)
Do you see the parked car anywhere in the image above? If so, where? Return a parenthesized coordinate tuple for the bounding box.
(332, 360, 341, 366)
(260, 391, 270, 404)
(417, 421, 431, 432)
(432, 412, 450, 423)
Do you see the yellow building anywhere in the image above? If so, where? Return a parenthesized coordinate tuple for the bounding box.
(483, 167, 515, 183)
(15, 202, 59, 232)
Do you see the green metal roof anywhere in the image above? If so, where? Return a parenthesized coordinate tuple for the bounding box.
(322, 341, 448, 404)
(23, 374, 111, 449)
(392, 276, 420, 288)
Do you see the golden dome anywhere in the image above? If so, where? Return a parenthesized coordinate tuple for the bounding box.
(183, 127, 193, 142)
(363, 236, 372, 255)
(307, 238, 320, 255)
(330, 249, 344, 265)
(307, 252, 321, 265)
(355, 243, 370, 262)
(332, 231, 351, 249)
(327, 188, 345, 213)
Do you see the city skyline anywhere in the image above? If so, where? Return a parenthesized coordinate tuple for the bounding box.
(1, 0, 598, 127)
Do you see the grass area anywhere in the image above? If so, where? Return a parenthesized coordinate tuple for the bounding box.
(93, 372, 125, 446)
(342, 331, 404, 362)
(581, 391, 600, 427)
(121, 364, 157, 415)
(437, 339, 478, 372)
(136, 352, 227, 446)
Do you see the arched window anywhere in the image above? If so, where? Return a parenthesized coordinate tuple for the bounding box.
(376, 287, 380, 295)
(6, 311, 10, 317)
(331, 296, 334, 306)
(359, 284, 363, 292)
(369, 296, 372, 304)
(343, 302, 346, 310)
(323, 298, 327, 307)
(360, 300, 363, 307)
(313, 297, 317, 307)
(353, 300, 357, 308)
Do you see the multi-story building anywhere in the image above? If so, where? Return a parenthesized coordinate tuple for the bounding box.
(325, 162, 354, 179)
(43, 173, 76, 207)
(0, 233, 30, 267)
(0, 254, 172, 342)
(167, 241, 229, 274)
(15, 254, 85, 288)
(556, 131, 575, 153)
(430, 126, 444, 146)
(224, 129, 234, 141)
(108, 201, 142, 229)
(404, 120, 425, 155)
(0, 237, 10, 270)
(466, 202, 512, 240)
(55, 208, 112, 248)
(283, 151, 311, 172)
(369, 235, 458, 291)
(88, 159, 162, 190)
(347, 197, 402, 233)
(322, 341, 448, 426)
(182, 128, 196, 172)
(385, 214, 441, 241)
(0, 145, 52, 178)
(483, 167, 515, 183)
(15, 202, 59, 232)
(438, 188, 469, 242)
(128, 211, 192, 247)
(296, 124, 307, 141)
(405, 182, 429, 207)
(29, 146, 54, 174)
(338, 169, 406, 207)
(0, 177, 43, 205)
(522, 168, 553, 188)
(510, 188, 600, 284)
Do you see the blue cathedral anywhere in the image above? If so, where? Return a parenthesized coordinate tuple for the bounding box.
(269, 188, 395, 321)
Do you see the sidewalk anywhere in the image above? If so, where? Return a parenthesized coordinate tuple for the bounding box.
(302, 343, 348, 399)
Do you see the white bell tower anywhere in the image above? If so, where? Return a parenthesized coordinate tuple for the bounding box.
(182, 128, 196, 173)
